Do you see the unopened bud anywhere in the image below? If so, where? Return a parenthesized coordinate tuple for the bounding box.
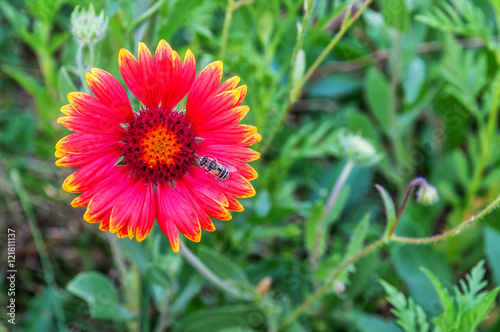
(338, 132, 381, 166)
(416, 182, 439, 206)
(71, 5, 108, 45)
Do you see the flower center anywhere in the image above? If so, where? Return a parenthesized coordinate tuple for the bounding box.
(121, 108, 198, 184)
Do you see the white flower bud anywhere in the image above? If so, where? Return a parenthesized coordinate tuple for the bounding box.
(71, 5, 108, 46)
(337, 132, 381, 166)
(416, 182, 439, 206)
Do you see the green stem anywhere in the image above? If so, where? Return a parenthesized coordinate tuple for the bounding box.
(10, 169, 66, 331)
(261, 0, 373, 157)
(107, 234, 135, 332)
(279, 238, 386, 330)
(219, 0, 234, 61)
(76, 43, 89, 93)
(294, 0, 373, 96)
(279, 192, 500, 330)
(311, 159, 355, 267)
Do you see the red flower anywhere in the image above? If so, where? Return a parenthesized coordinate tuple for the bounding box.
(56, 40, 260, 252)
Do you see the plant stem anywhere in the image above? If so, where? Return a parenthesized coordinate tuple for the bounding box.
(261, 0, 373, 157)
(180, 245, 253, 300)
(154, 292, 171, 332)
(311, 159, 355, 267)
(279, 237, 386, 330)
(392, 193, 500, 244)
(219, 0, 234, 61)
(294, 0, 373, 96)
(76, 43, 89, 93)
(10, 169, 67, 331)
(107, 234, 136, 332)
(288, 0, 314, 102)
(279, 192, 500, 329)
(390, 177, 428, 237)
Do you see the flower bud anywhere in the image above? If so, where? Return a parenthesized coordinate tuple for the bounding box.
(71, 5, 108, 45)
(337, 132, 381, 166)
(416, 182, 439, 206)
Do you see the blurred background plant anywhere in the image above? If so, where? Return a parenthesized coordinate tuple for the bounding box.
(1, 0, 500, 331)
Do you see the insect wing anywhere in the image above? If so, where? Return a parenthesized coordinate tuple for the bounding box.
(219, 162, 237, 172)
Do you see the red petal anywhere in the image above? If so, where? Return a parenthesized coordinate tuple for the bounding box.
(86, 68, 134, 119)
(186, 61, 223, 115)
(71, 167, 129, 207)
(156, 40, 196, 111)
(176, 179, 216, 232)
(57, 116, 125, 135)
(119, 43, 159, 108)
(68, 92, 132, 123)
(156, 183, 201, 252)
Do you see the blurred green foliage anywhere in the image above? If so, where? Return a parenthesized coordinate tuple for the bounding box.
(1, 0, 500, 331)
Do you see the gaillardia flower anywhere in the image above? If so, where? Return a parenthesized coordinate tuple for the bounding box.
(56, 40, 260, 252)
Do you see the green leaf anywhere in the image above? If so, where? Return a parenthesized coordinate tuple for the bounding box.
(375, 184, 396, 237)
(305, 200, 325, 255)
(484, 226, 500, 287)
(365, 67, 392, 133)
(381, 0, 410, 31)
(310, 74, 362, 99)
(292, 49, 305, 92)
(57, 66, 77, 101)
(421, 260, 499, 332)
(326, 186, 351, 225)
(345, 213, 370, 260)
(174, 304, 264, 332)
(380, 280, 430, 332)
(1, 64, 45, 99)
(66, 272, 133, 321)
(197, 246, 249, 282)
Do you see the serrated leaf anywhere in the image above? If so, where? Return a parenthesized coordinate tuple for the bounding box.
(66, 272, 133, 321)
(375, 184, 396, 237)
(380, 280, 430, 332)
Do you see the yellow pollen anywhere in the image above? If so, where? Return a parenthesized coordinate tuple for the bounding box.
(141, 126, 180, 167)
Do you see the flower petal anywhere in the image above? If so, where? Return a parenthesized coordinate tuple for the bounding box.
(62, 153, 122, 193)
(186, 61, 223, 115)
(156, 183, 201, 252)
(176, 179, 216, 232)
(156, 40, 196, 111)
(86, 68, 134, 119)
(119, 43, 159, 108)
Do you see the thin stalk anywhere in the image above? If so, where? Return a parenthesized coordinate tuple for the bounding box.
(288, 0, 314, 101)
(219, 0, 234, 61)
(390, 177, 428, 237)
(180, 245, 253, 300)
(311, 160, 355, 267)
(107, 234, 135, 332)
(392, 193, 500, 244)
(76, 43, 89, 93)
(261, 0, 373, 157)
(154, 292, 171, 332)
(294, 0, 373, 96)
(10, 169, 66, 331)
(279, 238, 386, 330)
(279, 192, 500, 329)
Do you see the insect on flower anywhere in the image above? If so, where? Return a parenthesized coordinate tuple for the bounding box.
(198, 154, 237, 186)
(55, 40, 260, 252)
